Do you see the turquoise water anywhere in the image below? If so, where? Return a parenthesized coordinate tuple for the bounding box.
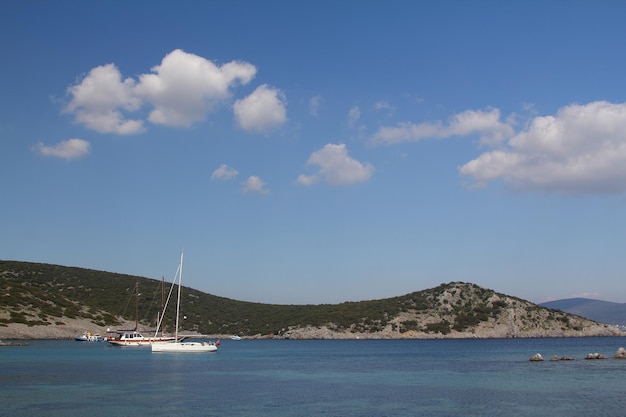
(1, 337, 626, 416)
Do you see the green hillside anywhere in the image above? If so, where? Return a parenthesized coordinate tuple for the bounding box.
(1, 260, 619, 338)
(1, 260, 425, 335)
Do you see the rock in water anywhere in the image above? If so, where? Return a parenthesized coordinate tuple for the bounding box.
(585, 352, 606, 359)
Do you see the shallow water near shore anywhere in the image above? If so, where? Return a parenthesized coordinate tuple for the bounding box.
(1, 337, 626, 416)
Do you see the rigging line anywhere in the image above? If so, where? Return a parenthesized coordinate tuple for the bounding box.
(153, 262, 181, 338)
(143, 280, 165, 326)
(118, 283, 136, 320)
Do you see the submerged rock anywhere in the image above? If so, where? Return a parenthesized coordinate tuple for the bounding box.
(584, 352, 606, 360)
(615, 347, 626, 359)
(550, 355, 575, 361)
(0, 340, 28, 346)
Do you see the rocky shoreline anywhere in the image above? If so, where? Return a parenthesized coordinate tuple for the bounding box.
(1, 317, 623, 341)
(279, 323, 624, 340)
(0, 339, 29, 346)
(0, 318, 228, 341)
(0, 317, 133, 340)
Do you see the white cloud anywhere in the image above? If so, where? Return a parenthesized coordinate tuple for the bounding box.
(33, 138, 90, 160)
(459, 101, 626, 194)
(64, 49, 257, 133)
(65, 64, 144, 134)
(348, 106, 360, 128)
(309, 95, 323, 116)
(136, 49, 257, 127)
(298, 143, 374, 186)
(369, 108, 514, 146)
(296, 174, 318, 186)
(374, 101, 395, 117)
(234, 84, 287, 133)
(375, 101, 391, 110)
(369, 121, 441, 145)
(211, 164, 238, 181)
(242, 175, 269, 194)
(446, 109, 515, 146)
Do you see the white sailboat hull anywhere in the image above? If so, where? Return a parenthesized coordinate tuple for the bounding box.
(151, 341, 218, 353)
(151, 252, 219, 354)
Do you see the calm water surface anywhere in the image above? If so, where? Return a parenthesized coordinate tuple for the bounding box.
(1, 337, 626, 416)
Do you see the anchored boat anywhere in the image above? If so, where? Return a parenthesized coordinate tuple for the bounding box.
(152, 252, 219, 353)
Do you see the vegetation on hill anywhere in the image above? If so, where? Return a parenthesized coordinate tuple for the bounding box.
(0, 260, 620, 339)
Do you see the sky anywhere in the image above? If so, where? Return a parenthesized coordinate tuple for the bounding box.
(2, 1, 626, 305)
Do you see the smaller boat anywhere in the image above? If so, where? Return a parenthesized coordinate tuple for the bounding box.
(230, 335, 242, 341)
(75, 331, 104, 342)
(107, 330, 177, 347)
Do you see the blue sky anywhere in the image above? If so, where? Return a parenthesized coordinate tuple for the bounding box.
(2, 1, 626, 305)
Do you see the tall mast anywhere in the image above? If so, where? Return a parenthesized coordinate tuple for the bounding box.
(135, 282, 139, 331)
(174, 252, 184, 340)
(161, 276, 165, 335)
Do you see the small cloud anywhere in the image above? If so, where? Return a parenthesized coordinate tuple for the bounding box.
(309, 95, 323, 116)
(374, 101, 391, 110)
(369, 121, 441, 145)
(374, 101, 395, 118)
(33, 138, 91, 160)
(521, 102, 538, 115)
(234, 84, 287, 133)
(211, 164, 238, 181)
(242, 175, 269, 194)
(369, 108, 514, 147)
(348, 106, 360, 128)
(298, 143, 374, 186)
(297, 174, 318, 186)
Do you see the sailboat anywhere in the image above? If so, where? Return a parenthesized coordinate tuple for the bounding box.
(107, 282, 177, 347)
(152, 252, 218, 353)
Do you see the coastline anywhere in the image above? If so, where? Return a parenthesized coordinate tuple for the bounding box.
(0, 317, 133, 341)
(1, 317, 623, 341)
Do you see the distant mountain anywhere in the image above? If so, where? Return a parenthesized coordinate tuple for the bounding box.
(541, 298, 626, 326)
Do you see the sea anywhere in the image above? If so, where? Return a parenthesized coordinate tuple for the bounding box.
(1, 337, 626, 417)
